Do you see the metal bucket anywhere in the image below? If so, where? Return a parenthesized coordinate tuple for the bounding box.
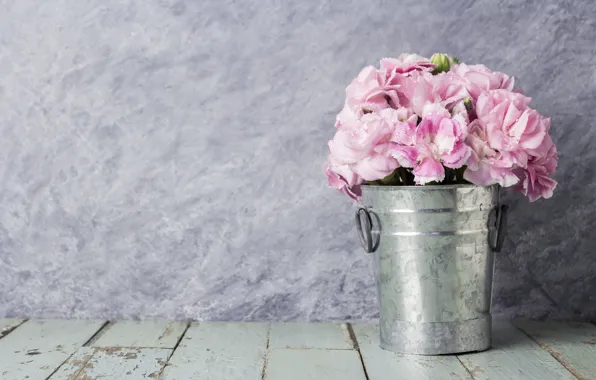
(355, 184, 507, 355)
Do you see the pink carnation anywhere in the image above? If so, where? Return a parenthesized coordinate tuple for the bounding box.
(404, 71, 469, 117)
(464, 120, 519, 186)
(411, 114, 470, 184)
(380, 53, 435, 76)
(476, 90, 548, 166)
(344, 66, 401, 113)
(325, 54, 557, 203)
(514, 139, 558, 201)
(453, 63, 515, 100)
(378, 108, 417, 146)
(324, 160, 363, 201)
(328, 112, 400, 181)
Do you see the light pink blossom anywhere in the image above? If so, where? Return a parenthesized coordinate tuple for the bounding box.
(412, 114, 470, 184)
(378, 108, 418, 145)
(432, 71, 470, 106)
(335, 103, 362, 128)
(476, 89, 547, 166)
(380, 54, 435, 76)
(451, 100, 470, 124)
(344, 66, 401, 113)
(407, 71, 469, 117)
(464, 120, 519, 186)
(475, 89, 531, 119)
(453, 63, 515, 100)
(514, 139, 558, 201)
(324, 161, 363, 201)
(325, 55, 557, 203)
(327, 113, 400, 181)
(390, 70, 431, 110)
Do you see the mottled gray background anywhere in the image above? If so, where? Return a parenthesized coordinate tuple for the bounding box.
(0, 0, 594, 321)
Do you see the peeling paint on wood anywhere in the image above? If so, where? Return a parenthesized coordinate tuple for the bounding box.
(2, 319, 594, 380)
(91, 320, 188, 349)
(161, 322, 269, 380)
(513, 320, 596, 380)
(265, 349, 367, 380)
(48, 347, 96, 380)
(50, 347, 170, 379)
(0, 319, 106, 380)
(352, 324, 472, 380)
(458, 321, 577, 380)
(269, 323, 353, 350)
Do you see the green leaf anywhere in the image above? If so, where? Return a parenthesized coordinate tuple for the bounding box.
(379, 169, 401, 185)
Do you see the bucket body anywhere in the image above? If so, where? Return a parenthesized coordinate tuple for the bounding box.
(356, 184, 506, 355)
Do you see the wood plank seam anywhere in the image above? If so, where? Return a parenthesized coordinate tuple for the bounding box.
(150, 322, 191, 380)
(455, 356, 475, 379)
(45, 349, 97, 380)
(44, 322, 108, 380)
(0, 319, 27, 340)
(346, 323, 370, 380)
(513, 322, 589, 380)
(82, 320, 110, 347)
(0, 320, 107, 380)
(260, 324, 271, 380)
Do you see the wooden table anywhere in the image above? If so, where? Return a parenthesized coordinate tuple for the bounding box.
(0, 319, 594, 379)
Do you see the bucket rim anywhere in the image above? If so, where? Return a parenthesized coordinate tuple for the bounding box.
(361, 184, 499, 191)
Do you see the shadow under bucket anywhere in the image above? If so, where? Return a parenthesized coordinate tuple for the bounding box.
(355, 184, 508, 355)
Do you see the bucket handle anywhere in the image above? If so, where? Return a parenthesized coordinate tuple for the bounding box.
(356, 204, 509, 253)
(355, 208, 374, 253)
(491, 204, 509, 252)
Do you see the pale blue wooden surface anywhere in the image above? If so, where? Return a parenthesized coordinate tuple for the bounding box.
(161, 322, 269, 380)
(513, 320, 596, 380)
(0, 318, 25, 337)
(353, 324, 473, 379)
(265, 349, 367, 380)
(0, 319, 592, 380)
(0, 319, 105, 380)
(48, 347, 171, 379)
(458, 321, 577, 380)
(269, 322, 353, 349)
(91, 320, 188, 348)
(48, 347, 96, 380)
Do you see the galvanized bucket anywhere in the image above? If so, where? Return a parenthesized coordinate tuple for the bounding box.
(355, 184, 508, 355)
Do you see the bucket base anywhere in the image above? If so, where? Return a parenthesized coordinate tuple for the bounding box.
(380, 315, 491, 355)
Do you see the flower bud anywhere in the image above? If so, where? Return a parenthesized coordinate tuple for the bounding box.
(430, 53, 451, 74)
(463, 97, 473, 113)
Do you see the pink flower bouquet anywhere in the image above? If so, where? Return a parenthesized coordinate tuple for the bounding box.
(325, 53, 557, 202)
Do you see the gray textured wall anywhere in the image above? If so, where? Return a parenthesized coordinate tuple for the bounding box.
(0, 0, 594, 321)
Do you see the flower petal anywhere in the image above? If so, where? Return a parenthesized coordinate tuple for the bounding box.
(390, 145, 419, 168)
(413, 158, 445, 184)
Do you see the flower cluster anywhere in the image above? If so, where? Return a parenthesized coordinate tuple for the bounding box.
(324, 53, 557, 202)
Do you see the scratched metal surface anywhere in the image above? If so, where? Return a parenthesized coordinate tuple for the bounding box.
(361, 185, 498, 354)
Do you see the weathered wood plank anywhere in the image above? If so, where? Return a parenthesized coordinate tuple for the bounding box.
(265, 349, 367, 380)
(352, 324, 472, 380)
(0, 319, 106, 380)
(91, 320, 187, 348)
(0, 319, 25, 339)
(161, 322, 269, 380)
(458, 320, 577, 380)
(269, 322, 353, 349)
(514, 320, 596, 380)
(48, 347, 96, 380)
(50, 347, 170, 379)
